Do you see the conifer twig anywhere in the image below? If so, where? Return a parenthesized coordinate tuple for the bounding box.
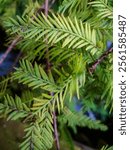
(89, 47, 113, 74)
(44, 0, 49, 16)
(37, 0, 55, 13)
(53, 108, 60, 150)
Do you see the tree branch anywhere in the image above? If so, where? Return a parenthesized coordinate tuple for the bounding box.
(88, 47, 113, 74)
(37, 0, 55, 14)
(53, 109, 60, 150)
(0, 36, 20, 65)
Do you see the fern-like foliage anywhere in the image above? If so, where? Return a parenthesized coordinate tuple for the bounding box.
(0, 0, 113, 149)
(13, 60, 58, 91)
(58, 0, 88, 14)
(13, 58, 86, 112)
(20, 109, 54, 150)
(89, 0, 113, 20)
(58, 107, 108, 133)
(7, 13, 98, 52)
(0, 77, 9, 98)
(0, 95, 30, 120)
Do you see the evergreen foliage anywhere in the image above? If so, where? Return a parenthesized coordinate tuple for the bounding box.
(58, 107, 108, 133)
(101, 145, 113, 150)
(0, 0, 113, 149)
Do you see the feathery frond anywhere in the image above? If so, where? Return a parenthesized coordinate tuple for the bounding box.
(0, 77, 9, 97)
(0, 95, 30, 120)
(58, 107, 108, 133)
(58, 0, 89, 14)
(20, 109, 54, 150)
(13, 60, 58, 91)
(89, 0, 113, 20)
(7, 13, 98, 52)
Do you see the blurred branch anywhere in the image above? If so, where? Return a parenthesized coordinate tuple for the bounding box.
(88, 47, 113, 74)
(0, 36, 20, 65)
(37, 0, 55, 14)
(74, 141, 96, 150)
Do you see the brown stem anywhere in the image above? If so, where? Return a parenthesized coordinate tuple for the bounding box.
(44, 0, 49, 16)
(53, 110, 60, 150)
(88, 47, 113, 74)
(36, 0, 55, 14)
(0, 36, 20, 65)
